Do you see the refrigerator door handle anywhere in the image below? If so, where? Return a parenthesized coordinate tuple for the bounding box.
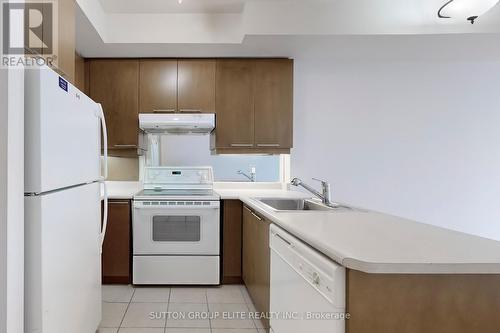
(97, 103, 108, 181)
(100, 181, 108, 252)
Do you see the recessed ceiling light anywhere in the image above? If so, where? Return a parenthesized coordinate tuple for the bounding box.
(178, 0, 183, 4)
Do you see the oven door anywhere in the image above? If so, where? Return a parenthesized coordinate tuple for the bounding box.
(133, 200, 220, 255)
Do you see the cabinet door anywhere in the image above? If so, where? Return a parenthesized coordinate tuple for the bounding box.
(139, 60, 178, 113)
(222, 200, 243, 284)
(89, 60, 139, 148)
(254, 59, 293, 149)
(242, 205, 257, 294)
(102, 200, 131, 284)
(56, 0, 75, 83)
(178, 60, 216, 113)
(74, 53, 86, 92)
(254, 213, 271, 328)
(242, 205, 270, 328)
(215, 60, 255, 149)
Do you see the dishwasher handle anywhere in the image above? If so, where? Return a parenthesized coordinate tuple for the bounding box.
(274, 233, 292, 246)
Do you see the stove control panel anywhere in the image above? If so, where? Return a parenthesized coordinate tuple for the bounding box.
(134, 200, 220, 209)
(144, 167, 214, 187)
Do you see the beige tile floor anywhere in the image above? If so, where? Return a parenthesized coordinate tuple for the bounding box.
(98, 284, 269, 333)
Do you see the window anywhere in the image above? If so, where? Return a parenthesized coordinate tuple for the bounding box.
(145, 135, 284, 182)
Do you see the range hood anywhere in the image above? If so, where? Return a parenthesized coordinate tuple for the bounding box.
(139, 113, 215, 134)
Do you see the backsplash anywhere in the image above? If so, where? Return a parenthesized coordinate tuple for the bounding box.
(103, 156, 140, 181)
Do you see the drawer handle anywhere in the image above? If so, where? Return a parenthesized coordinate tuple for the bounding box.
(244, 206, 262, 221)
(179, 109, 202, 113)
(113, 144, 137, 148)
(110, 201, 130, 205)
(153, 109, 176, 113)
(257, 143, 280, 147)
(231, 143, 253, 147)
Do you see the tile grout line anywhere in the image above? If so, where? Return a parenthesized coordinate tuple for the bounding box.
(164, 287, 171, 333)
(206, 287, 213, 333)
(239, 285, 259, 331)
(117, 286, 135, 332)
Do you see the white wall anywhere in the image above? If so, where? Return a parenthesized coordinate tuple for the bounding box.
(292, 58, 500, 241)
(0, 67, 24, 333)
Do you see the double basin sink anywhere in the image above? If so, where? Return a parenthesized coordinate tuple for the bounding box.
(256, 198, 353, 212)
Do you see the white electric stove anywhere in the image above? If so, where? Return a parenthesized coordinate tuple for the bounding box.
(133, 166, 220, 285)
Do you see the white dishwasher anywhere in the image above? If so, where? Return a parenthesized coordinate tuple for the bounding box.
(270, 224, 346, 333)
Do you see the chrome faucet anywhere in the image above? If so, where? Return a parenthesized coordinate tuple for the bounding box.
(290, 177, 335, 207)
(237, 168, 256, 182)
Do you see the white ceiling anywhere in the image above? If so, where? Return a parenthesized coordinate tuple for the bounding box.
(76, 0, 500, 58)
(76, 5, 500, 60)
(98, 0, 279, 13)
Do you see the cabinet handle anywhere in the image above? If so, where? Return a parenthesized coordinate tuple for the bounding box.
(230, 143, 254, 147)
(153, 109, 176, 113)
(257, 143, 280, 147)
(179, 109, 202, 113)
(110, 201, 130, 205)
(252, 212, 263, 221)
(113, 144, 137, 148)
(244, 206, 263, 221)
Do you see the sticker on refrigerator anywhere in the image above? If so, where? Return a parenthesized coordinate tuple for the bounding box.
(59, 77, 68, 92)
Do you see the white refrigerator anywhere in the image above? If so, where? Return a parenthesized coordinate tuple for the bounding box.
(24, 66, 109, 333)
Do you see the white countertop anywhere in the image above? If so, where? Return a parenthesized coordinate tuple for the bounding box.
(240, 196, 500, 274)
(102, 181, 500, 274)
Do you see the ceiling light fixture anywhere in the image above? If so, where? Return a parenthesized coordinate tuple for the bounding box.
(438, 0, 499, 24)
(178, 0, 183, 4)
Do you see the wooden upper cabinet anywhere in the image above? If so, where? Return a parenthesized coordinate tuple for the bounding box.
(74, 53, 86, 92)
(57, 0, 76, 83)
(139, 60, 178, 113)
(178, 60, 216, 113)
(213, 58, 293, 153)
(38, 0, 75, 83)
(89, 59, 139, 148)
(86, 58, 292, 154)
(254, 59, 293, 149)
(215, 60, 255, 149)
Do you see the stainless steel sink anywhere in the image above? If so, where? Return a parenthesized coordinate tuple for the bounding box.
(256, 198, 353, 212)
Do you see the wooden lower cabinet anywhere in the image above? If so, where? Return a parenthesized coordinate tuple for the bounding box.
(222, 200, 243, 284)
(346, 270, 500, 333)
(242, 205, 270, 328)
(102, 200, 131, 284)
